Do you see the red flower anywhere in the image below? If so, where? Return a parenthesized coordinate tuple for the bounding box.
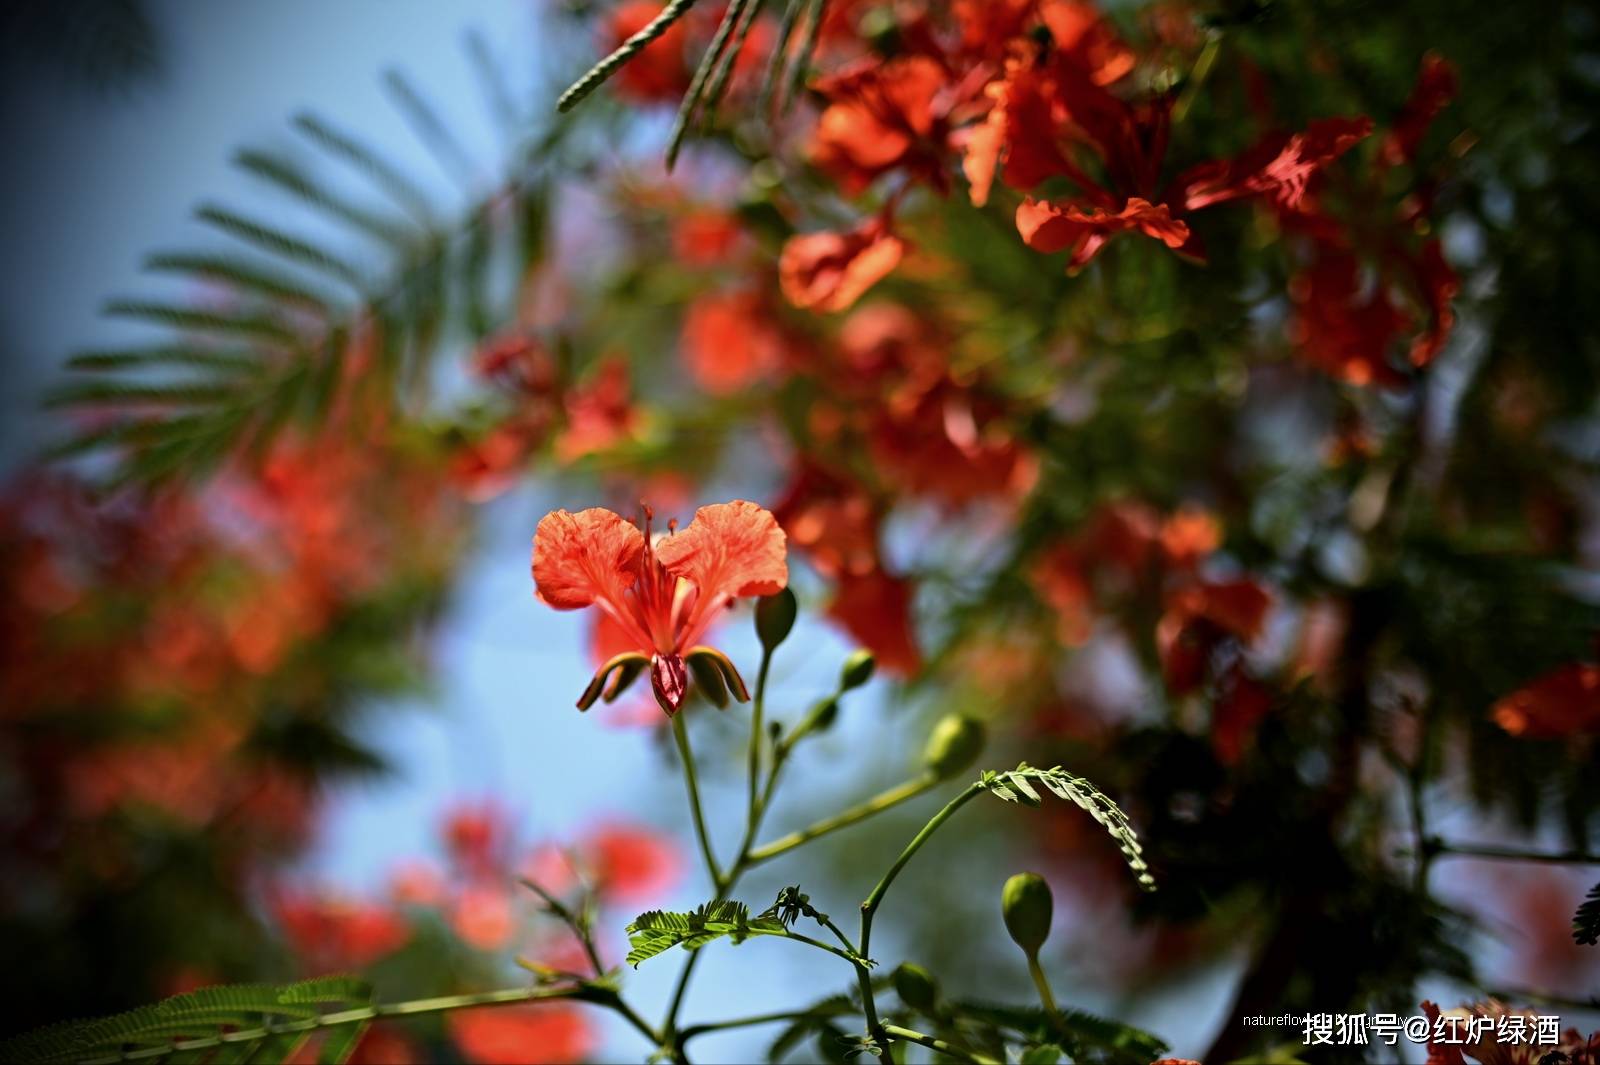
(1210, 666, 1274, 766)
(1030, 544, 1095, 647)
(555, 356, 640, 462)
(773, 462, 883, 579)
(1173, 117, 1374, 213)
(1382, 53, 1459, 167)
(680, 290, 785, 395)
(1492, 662, 1600, 739)
(473, 333, 557, 396)
(450, 883, 516, 951)
(811, 55, 954, 194)
(449, 1004, 594, 1065)
(532, 501, 787, 713)
(672, 208, 745, 266)
(273, 889, 410, 972)
(828, 567, 922, 676)
(1156, 579, 1272, 695)
(586, 823, 683, 904)
(779, 218, 905, 313)
(1288, 241, 1415, 386)
(1016, 196, 1190, 271)
(443, 801, 512, 878)
(1408, 238, 1459, 368)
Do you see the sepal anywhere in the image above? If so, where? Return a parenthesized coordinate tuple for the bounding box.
(577, 651, 650, 710)
(685, 646, 751, 703)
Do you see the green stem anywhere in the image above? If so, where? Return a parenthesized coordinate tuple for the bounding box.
(672, 712, 723, 889)
(746, 771, 940, 865)
(882, 1024, 997, 1064)
(519, 877, 604, 977)
(817, 914, 860, 955)
(665, 650, 777, 1047)
(678, 1003, 853, 1043)
(855, 780, 985, 1046)
(1027, 952, 1062, 1020)
(859, 782, 984, 960)
(748, 649, 773, 838)
(1172, 30, 1221, 124)
(79, 985, 653, 1065)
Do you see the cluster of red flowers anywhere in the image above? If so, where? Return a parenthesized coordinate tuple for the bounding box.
(451, 334, 642, 502)
(271, 801, 679, 1064)
(1030, 500, 1278, 763)
(0, 391, 466, 990)
(764, 0, 1459, 391)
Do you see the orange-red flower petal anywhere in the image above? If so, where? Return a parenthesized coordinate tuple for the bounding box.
(655, 500, 788, 604)
(531, 508, 646, 611)
(1017, 196, 1190, 270)
(779, 220, 905, 313)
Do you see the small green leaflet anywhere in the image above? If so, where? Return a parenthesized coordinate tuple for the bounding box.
(625, 900, 788, 967)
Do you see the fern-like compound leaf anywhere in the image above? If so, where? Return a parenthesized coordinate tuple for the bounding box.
(981, 763, 1156, 891)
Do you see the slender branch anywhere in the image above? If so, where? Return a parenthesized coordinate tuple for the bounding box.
(678, 1003, 853, 1043)
(856, 780, 985, 1043)
(79, 985, 640, 1065)
(746, 772, 941, 866)
(663, 951, 704, 1055)
(780, 929, 869, 967)
(748, 648, 773, 845)
(817, 914, 860, 955)
(859, 782, 984, 960)
(1423, 841, 1600, 865)
(664, 648, 776, 1048)
(1172, 30, 1221, 124)
(519, 877, 605, 977)
(882, 1024, 998, 1065)
(672, 712, 723, 888)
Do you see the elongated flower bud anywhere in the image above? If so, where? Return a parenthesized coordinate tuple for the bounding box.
(1001, 872, 1053, 956)
(921, 713, 985, 779)
(755, 588, 798, 651)
(892, 962, 939, 1012)
(839, 649, 876, 691)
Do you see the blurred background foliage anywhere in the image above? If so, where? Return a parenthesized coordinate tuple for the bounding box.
(1, 0, 1597, 1062)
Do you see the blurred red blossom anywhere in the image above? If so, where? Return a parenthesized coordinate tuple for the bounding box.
(448, 1004, 595, 1065)
(779, 218, 905, 313)
(680, 289, 787, 395)
(272, 889, 411, 972)
(1492, 661, 1600, 739)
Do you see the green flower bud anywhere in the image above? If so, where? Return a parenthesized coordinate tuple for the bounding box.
(921, 713, 985, 779)
(754, 588, 797, 652)
(891, 962, 939, 1012)
(838, 649, 875, 692)
(810, 696, 839, 733)
(1001, 872, 1053, 956)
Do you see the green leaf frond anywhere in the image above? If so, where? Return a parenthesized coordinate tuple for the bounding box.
(981, 764, 1157, 892)
(0, 976, 372, 1065)
(625, 900, 788, 967)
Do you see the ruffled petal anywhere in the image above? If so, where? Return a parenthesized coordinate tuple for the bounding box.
(828, 568, 922, 677)
(531, 507, 646, 611)
(1017, 196, 1189, 270)
(779, 220, 905, 313)
(655, 501, 788, 608)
